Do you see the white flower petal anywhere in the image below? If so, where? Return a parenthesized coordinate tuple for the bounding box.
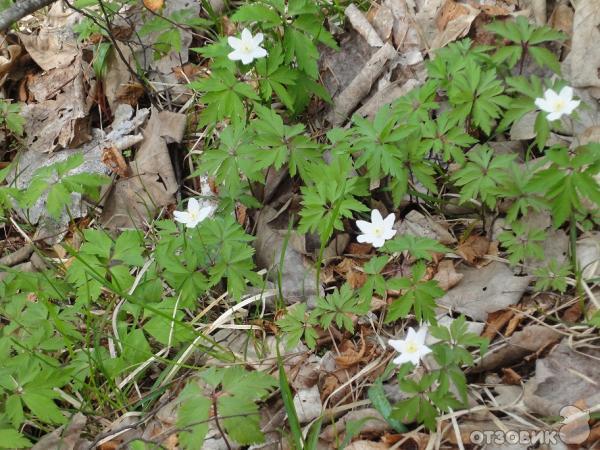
(559, 86, 573, 101)
(383, 228, 397, 240)
(228, 49, 243, 61)
(415, 326, 428, 345)
(372, 236, 386, 248)
(418, 345, 432, 358)
(241, 28, 252, 42)
(383, 213, 395, 228)
(253, 32, 264, 45)
(227, 36, 242, 49)
(407, 353, 421, 366)
(371, 209, 384, 224)
(252, 46, 267, 59)
(405, 327, 417, 342)
(240, 53, 254, 65)
(544, 88, 558, 103)
(197, 205, 214, 222)
(173, 211, 190, 224)
(547, 111, 562, 121)
(392, 353, 413, 366)
(188, 198, 200, 214)
(356, 220, 373, 234)
(565, 99, 580, 115)
(357, 234, 372, 244)
(535, 97, 551, 112)
(388, 339, 407, 353)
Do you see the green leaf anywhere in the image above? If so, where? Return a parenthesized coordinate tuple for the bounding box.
(0, 429, 31, 449)
(22, 390, 66, 425)
(231, 4, 281, 26)
(177, 383, 211, 449)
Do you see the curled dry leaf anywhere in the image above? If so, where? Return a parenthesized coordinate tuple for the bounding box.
(335, 334, 367, 368)
(143, 0, 164, 12)
(438, 261, 532, 321)
(18, 2, 80, 71)
(482, 309, 515, 340)
(501, 367, 522, 385)
(293, 384, 322, 423)
(101, 108, 185, 229)
(456, 234, 490, 265)
(430, 3, 479, 51)
(394, 210, 456, 245)
(101, 146, 130, 177)
(320, 408, 390, 442)
(473, 325, 561, 372)
(562, 0, 600, 89)
(524, 342, 600, 417)
(433, 260, 463, 291)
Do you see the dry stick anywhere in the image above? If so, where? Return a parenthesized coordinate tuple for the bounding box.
(0, 0, 55, 31)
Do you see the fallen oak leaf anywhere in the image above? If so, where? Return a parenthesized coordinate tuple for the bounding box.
(335, 333, 367, 368)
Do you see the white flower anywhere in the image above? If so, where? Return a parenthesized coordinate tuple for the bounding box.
(227, 28, 267, 64)
(389, 327, 432, 366)
(356, 209, 396, 248)
(173, 198, 213, 228)
(535, 86, 580, 121)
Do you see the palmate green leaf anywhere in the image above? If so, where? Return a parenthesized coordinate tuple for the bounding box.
(284, 27, 319, 79)
(528, 46, 561, 73)
(313, 284, 366, 333)
(231, 3, 282, 26)
(0, 429, 31, 449)
(498, 221, 546, 265)
(383, 235, 449, 261)
(277, 303, 318, 349)
(385, 263, 444, 323)
(22, 390, 66, 425)
(177, 383, 211, 449)
(451, 145, 515, 208)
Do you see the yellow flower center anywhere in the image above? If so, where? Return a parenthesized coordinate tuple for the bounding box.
(553, 99, 566, 111)
(405, 340, 419, 353)
(189, 211, 198, 221)
(372, 226, 383, 237)
(241, 42, 253, 53)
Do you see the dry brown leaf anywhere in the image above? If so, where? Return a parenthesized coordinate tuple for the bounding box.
(31, 413, 87, 450)
(501, 367, 522, 385)
(18, 2, 80, 71)
(456, 234, 490, 265)
(433, 260, 463, 291)
(524, 342, 600, 417)
(504, 308, 527, 336)
(473, 325, 561, 372)
(101, 146, 130, 177)
(436, 0, 470, 31)
(348, 269, 368, 289)
(346, 441, 389, 450)
(562, 0, 600, 89)
(438, 262, 531, 321)
(382, 432, 429, 448)
(321, 409, 390, 442)
(335, 334, 367, 368)
(430, 3, 479, 50)
(144, 0, 164, 12)
(482, 309, 515, 340)
(101, 108, 185, 229)
(23, 57, 92, 153)
(347, 242, 373, 255)
(562, 301, 582, 323)
(548, 2, 574, 37)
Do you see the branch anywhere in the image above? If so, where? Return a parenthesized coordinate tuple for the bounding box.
(0, 0, 56, 31)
